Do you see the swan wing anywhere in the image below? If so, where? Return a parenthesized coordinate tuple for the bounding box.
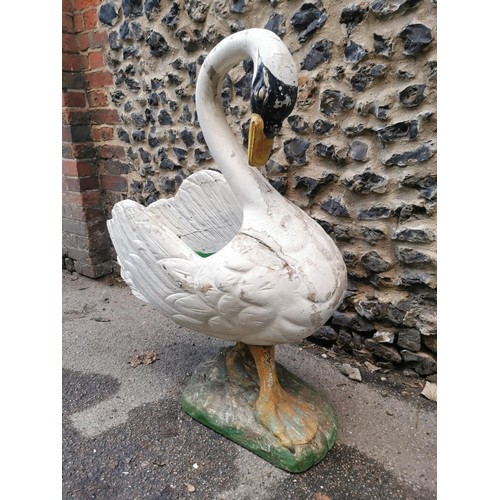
(147, 169, 243, 256)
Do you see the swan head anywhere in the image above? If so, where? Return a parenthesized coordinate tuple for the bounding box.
(247, 41, 298, 166)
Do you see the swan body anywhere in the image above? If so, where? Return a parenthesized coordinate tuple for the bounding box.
(107, 29, 348, 347)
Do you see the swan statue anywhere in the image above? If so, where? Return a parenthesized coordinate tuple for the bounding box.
(107, 28, 347, 467)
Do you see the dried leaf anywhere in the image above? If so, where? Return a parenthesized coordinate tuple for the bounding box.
(313, 493, 331, 500)
(421, 381, 437, 402)
(364, 361, 381, 372)
(128, 351, 160, 368)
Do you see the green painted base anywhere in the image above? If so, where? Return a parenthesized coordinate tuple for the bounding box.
(181, 349, 337, 473)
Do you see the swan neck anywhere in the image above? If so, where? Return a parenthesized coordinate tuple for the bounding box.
(196, 31, 267, 209)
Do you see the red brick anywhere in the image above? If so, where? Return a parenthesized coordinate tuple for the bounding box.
(90, 30, 108, 49)
(88, 51, 104, 69)
(63, 142, 96, 160)
(62, 90, 86, 108)
(62, 125, 72, 142)
(97, 144, 124, 159)
(63, 109, 91, 126)
(87, 89, 108, 107)
(73, 13, 84, 32)
(62, 0, 73, 14)
(62, 13, 74, 33)
(63, 53, 86, 72)
(91, 108, 120, 125)
(79, 32, 90, 52)
(86, 70, 113, 89)
(65, 175, 101, 192)
(92, 126, 114, 142)
(83, 9, 97, 30)
(62, 33, 79, 53)
(63, 189, 102, 208)
(62, 159, 96, 177)
(100, 174, 128, 192)
(74, 0, 102, 9)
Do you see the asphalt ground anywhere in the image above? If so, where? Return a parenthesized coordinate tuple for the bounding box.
(62, 269, 437, 499)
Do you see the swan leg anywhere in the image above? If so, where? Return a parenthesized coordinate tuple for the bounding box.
(224, 342, 258, 387)
(248, 345, 318, 449)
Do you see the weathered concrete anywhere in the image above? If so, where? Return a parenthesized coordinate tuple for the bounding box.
(63, 270, 436, 499)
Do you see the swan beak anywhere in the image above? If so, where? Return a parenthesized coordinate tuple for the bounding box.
(248, 113, 274, 167)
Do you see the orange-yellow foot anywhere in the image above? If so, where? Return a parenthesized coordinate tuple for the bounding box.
(249, 344, 318, 449)
(255, 385, 318, 449)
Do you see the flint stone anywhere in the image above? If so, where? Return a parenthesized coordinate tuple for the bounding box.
(376, 120, 418, 143)
(180, 128, 195, 147)
(295, 173, 337, 198)
(370, 0, 421, 17)
(350, 64, 386, 92)
(98, 2, 119, 26)
(109, 31, 121, 49)
(361, 251, 391, 272)
(291, 3, 328, 42)
(354, 299, 386, 321)
(194, 148, 212, 162)
(269, 177, 288, 195)
(400, 350, 436, 375)
(373, 331, 395, 343)
(230, 0, 246, 13)
(119, 22, 132, 41)
(320, 89, 354, 116)
(138, 147, 151, 163)
(330, 311, 374, 333)
(264, 12, 286, 37)
(396, 247, 433, 265)
(117, 128, 130, 143)
(423, 335, 437, 353)
(185, 0, 209, 23)
(132, 130, 146, 142)
(344, 171, 388, 194)
(373, 33, 392, 56)
(360, 226, 386, 244)
(384, 141, 434, 166)
(265, 160, 286, 175)
(182, 351, 337, 473)
(365, 339, 402, 363)
(340, 5, 368, 34)
(348, 140, 368, 161)
(130, 180, 142, 193)
(159, 176, 176, 193)
(400, 23, 432, 56)
(313, 120, 334, 135)
(358, 206, 393, 220)
(393, 228, 435, 243)
(301, 40, 333, 70)
(310, 325, 338, 343)
(162, 2, 180, 29)
(160, 158, 180, 170)
(156, 109, 172, 126)
(320, 197, 349, 217)
(148, 134, 160, 147)
(122, 0, 143, 18)
(399, 270, 432, 287)
(400, 84, 426, 107)
(146, 31, 169, 57)
(401, 174, 437, 200)
(287, 115, 309, 134)
(397, 328, 421, 351)
(144, 0, 161, 19)
(283, 138, 310, 165)
(173, 147, 187, 161)
(344, 40, 368, 64)
(339, 363, 362, 382)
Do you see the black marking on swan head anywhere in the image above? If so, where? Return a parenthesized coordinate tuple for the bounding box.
(251, 63, 298, 138)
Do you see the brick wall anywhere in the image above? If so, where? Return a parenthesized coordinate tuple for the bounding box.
(62, 0, 127, 277)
